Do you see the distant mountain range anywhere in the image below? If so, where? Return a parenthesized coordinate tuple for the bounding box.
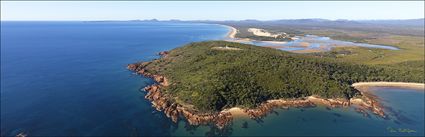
(93, 18, 424, 27)
(194, 18, 424, 36)
(357, 18, 424, 26)
(197, 18, 424, 27)
(88, 18, 424, 36)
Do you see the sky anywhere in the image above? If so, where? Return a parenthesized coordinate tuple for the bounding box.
(1, 1, 424, 21)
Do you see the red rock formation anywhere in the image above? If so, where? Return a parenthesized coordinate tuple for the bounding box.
(244, 99, 316, 119)
(127, 64, 137, 70)
(355, 107, 370, 117)
(129, 62, 232, 129)
(128, 61, 388, 129)
(360, 93, 386, 118)
(158, 51, 169, 56)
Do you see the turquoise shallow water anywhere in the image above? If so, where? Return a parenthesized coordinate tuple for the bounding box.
(1, 21, 423, 136)
(172, 87, 424, 136)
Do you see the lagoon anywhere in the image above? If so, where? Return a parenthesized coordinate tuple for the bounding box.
(235, 34, 399, 52)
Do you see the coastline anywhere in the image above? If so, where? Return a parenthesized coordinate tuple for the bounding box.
(352, 82, 425, 90)
(129, 50, 424, 129)
(128, 55, 233, 129)
(218, 94, 380, 119)
(223, 25, 289, 46)
(221, 25, 328, 53)
(226, 25, 237, 39)
(219, 81, 425, 119)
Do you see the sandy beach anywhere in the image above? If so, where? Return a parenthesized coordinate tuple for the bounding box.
(226, 26, 237, 39)
(222, 25, 329, 53)
(220, 95, 350, 118)
(352, 82, 425, 90)
(219, 81, 425, 118)
(206, 82, 424, 119)
(224, 25, 287, 44)
(221, 107, 249, 117)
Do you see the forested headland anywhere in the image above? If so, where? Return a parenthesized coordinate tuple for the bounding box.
(134, 41, 424, 112)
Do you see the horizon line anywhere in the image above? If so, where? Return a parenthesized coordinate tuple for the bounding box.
(1, 18, 424, 22)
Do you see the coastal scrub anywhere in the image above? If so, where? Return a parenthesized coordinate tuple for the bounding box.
(128, 41, 424, 127)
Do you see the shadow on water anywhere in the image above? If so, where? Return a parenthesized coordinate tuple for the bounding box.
(254, 118, 265, 125)
(383, 106, 417, 125)
(205, 126, 233, 137)
(177, 120, 234, 137)
(326, 107, 332, 110)
(368, 89, 417, 125)
(272, 110, 279, 116)
(241, 121, 249, 129)
(333, 113, 342, 117)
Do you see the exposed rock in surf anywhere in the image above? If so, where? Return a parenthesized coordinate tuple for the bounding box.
(158, 51, 169, 57)
(244, 99, 316, 119)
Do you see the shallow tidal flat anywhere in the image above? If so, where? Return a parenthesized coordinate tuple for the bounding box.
(225, 26, 399, 53)
(240, 35, 398, 52)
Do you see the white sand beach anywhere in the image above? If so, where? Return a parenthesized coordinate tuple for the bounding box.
(352, 82, 425, 89)
(227, 26, 237, 39)
(221, 107, 248, 117)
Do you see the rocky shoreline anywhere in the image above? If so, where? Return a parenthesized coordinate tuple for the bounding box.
(351, 86, 387, 118)
(236, 94, 385, 120)
(128, 51, 388, 128)
(127, 52, 232, 129)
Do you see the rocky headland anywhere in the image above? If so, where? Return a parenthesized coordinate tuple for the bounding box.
(127, 50, 390, 128)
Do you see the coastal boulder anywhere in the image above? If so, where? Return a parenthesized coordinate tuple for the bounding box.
(127, 64, 137, 70)
(158, 51, 169, 56)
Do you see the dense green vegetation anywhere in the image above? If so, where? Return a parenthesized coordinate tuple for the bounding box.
(142, 41, 424, 112)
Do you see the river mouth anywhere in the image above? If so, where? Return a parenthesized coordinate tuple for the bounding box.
(229, 34, 399, 52)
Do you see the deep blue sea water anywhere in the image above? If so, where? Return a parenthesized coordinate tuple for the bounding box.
(1, 21, 423, 136)
(1, 21, 227, 136)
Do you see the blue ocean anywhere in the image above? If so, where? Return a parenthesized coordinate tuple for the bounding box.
(1, 21, 423, 136)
